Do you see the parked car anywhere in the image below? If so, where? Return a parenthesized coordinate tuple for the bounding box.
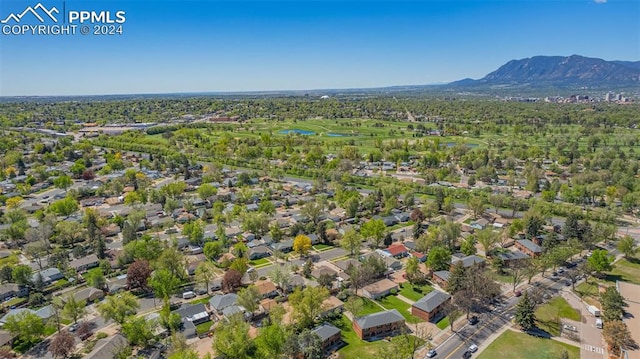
(468, 316, 479, 325)
(426, 349, 437, 358)
(514, 290, 522, 297)
(468, 344, 478, 353)
(462, 350, 472, 359)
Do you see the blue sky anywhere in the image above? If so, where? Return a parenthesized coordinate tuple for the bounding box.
(0, 0, 638, 96)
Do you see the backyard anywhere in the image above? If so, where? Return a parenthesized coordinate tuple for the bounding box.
(477, 330, 580, 359)
(376, 295, 422, 324)
(398, 282, 434, 302)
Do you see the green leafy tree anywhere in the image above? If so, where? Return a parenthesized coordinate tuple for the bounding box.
(340, 228, 363, 257)
(203, 241, 223, 261)
(289, 286, 329, 329)
(426, 246, 451, 272)
(361, 218, 386, 248)
(237, 285, 261, 316)
(4, 311, 45, 345)
(53, 175, 73, 192)
(97, 292, 140, 325)
(213, 315, 256, 359)
(476, 228, 498, 255)
(195, 261, 217, 294)
(618, 236, 637, 259)
(122, 316, 155, 348)
(405, 256, 421, 284)
(149, 269, 181, 302)
(50, 196, 79, 217)
(587, 249, 613, 277)
(601, 287, 625, 322)
(197, 183, 217, 200)
(12, 265, 32, 286)
(62, 295, 87, 324)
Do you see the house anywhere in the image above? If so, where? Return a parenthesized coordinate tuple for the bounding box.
(0, 330, 13, 348)
(32, 267, 64, 285)
(271, 239, 293, 253)
(285, 274, 306, 292)
(470, 218, 490, 230)
(311, 323, 343, 353)
(0, 283, 29, 301)
(72, 287, 105, 303)
(432, 270, 451, 288)
(334, 258, 361, 272)
(0, 306, 54, 324)
(255, 280, 279, 299)
(515, 239, 542, 257)
(209, 293, 238, 314)
(411, 290, 451, 322)
(385, 244, 409, 258)
(84, 333, 128, 359)
(410, 251, 427, 262)
(450, 254, 485, 269)
(173, 303, 211, 338)
(353, 309, 405, 341)
(361, 279, 399, 300)
(69, 254, 100, 272)
(248, 246, 272, 260)
(495, 250, 529, 265)
(311, 266, 338, 280)
(321, 296, 345, 317)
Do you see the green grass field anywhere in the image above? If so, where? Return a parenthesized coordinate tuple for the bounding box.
(436, 316, 450, 330)
(376, 295, 422, 324)
(477, 330, 580, 359)
(249, 258, 270, 266)
(535, 297, 581, 336)
(398, 283, 434, 302)
(354, 298, 385, 317)
(608, 257, 640, 285)
(195, 320, 213, 335)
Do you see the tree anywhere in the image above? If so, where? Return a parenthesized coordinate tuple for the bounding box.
(122, 316, 155, 347)
(213, 315, 256, 359)
(361, 219, 386, 248)
(223, 269, 243, 293)
(197, 183, 217, 200)
(97, 292, 140, 325)
(76, 321, 92, 340)
(317, 273, 335, 289)
(460, 234, 477, 256)
(468, 196, 486, 219)
(289, 286, 329, 329)
(426, 246, 451, 272)
(293, 234, 312, 257)
(50, 197, 79, 217)
(49, 330, 75, 358)
(603, 320, 637, 357)
(405, 256, 421, 284)
(4, 311, 45, 345)
(203, 241, 222, 261)
(159, 302, 183, 333)
(53, 175, 72, 192)
(182, 220, 204, 246)
(127, 260, 152, 291)
(11, 265, 32, 286)
(345, 296, 364, 317)
(601, 287, 625, 322)
(514, 291, 536, 331)
(149, 269, 181, 302)
(476, 228, 498, 255)
(255, 319, 288, 358)
(302, 201, 323, 225)
(285, 330, 323, 359)
(489, 194, 506, 214)
(269, 265, 292, 293)
(237, 285, 261, 316)
(340, 228, 363, 257)
(195, 261, 216, 294)
(587, 249, 613, 277)
(447, 262, 467, 294)
(618, 236, 637, 259)
(157, 247, 187, 280)
(87, 268, 106, 290)
(62, 295, 86, 324)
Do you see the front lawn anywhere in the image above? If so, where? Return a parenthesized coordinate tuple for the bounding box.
(354, 298, 385, 317)
(436, 316, 450, 330)
(376, 295, 422, 324)
(608, 258, 640, 285)
(195, 320, 213, 335)
(313, 244, 333, 252)
(477, 330, 579, 359)
(249, 258, 270, 267)
(399, 283, 434, 302)
(535, 297, 581, 336)
(190, 296, 212, 305)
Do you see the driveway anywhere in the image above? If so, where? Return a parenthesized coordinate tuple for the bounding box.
(561, 290, 606, 358)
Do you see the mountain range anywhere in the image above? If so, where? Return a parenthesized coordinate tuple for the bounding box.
(450, 55, 640, 89)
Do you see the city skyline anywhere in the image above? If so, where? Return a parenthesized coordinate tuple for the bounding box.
(1, 0, 639, 96)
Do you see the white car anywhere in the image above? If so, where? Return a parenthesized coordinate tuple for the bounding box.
(426, 349, 437, 358)
(468, 344, 478, 353)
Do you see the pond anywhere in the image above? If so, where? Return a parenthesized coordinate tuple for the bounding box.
(445, 142, 479, 148)
(279, 129, 315, 135)
(327, 133, 346, 137)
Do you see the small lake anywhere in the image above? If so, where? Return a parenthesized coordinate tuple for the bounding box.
(279, 129, 315, 135)
(327, 133, 346, 137)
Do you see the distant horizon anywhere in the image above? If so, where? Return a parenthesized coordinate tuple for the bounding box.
(1, 0, 639, 96)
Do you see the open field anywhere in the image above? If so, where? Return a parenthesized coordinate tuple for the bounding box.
(477, 330, 580, 359)
(376, 295, 422, 324)
(398, 282, 434, 302)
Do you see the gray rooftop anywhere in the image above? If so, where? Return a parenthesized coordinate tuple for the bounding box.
(312, 323, 341, 341)
(355, 309, 405, 330)
(433, 270, 451, 282)
(496, 250, 529, 261)
(412, 290, 451, 313)
(516, 239, 542, 253)
(451, 255, 485, 268)
(209, 293, 238, 311)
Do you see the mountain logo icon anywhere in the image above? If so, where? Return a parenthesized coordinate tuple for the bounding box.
(1, 3, 59, 24)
